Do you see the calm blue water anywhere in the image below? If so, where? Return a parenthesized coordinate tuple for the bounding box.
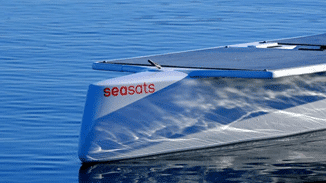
(1, 0, 326, 182)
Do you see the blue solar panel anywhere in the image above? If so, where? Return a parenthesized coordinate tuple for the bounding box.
(109, 47, 326, 71)
(102, 34, 326, 73)
(274, 33, 326, 46)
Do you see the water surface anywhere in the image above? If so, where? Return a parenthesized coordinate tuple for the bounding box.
(1, 0, 326, 182)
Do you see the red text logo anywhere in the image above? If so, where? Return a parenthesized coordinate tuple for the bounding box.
(104, 83, 155, 97)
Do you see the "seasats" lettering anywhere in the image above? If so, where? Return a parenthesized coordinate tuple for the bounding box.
(104, 83, 155, 97)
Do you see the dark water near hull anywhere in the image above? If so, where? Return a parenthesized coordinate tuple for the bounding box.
(1, 1, 326, 182)
(80, 130, 326, 182)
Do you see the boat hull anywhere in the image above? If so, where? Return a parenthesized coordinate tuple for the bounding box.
(78, 72, 326, 163)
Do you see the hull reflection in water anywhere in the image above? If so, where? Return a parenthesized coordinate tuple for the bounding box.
(79, 71, 326, 162)
(79, 129, 326, 182)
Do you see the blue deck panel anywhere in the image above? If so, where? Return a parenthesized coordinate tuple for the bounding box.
(108, 47, 326, 71)
(96, 34, 326, 78)
(273, 33, 326, 46)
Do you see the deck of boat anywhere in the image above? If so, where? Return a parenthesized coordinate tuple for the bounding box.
(106, 33, 326, 71)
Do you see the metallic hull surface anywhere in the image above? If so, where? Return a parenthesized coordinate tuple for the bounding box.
(79, 72, 326, 163)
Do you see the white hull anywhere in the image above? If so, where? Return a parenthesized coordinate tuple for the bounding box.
(79, 72, 326, 163)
